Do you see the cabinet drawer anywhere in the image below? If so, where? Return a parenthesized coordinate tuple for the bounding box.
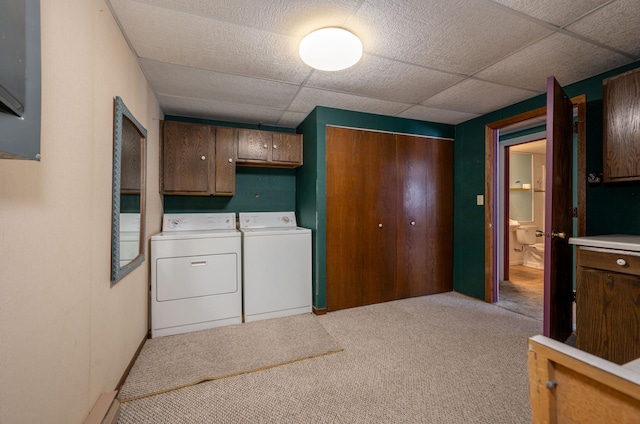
(578, 247, 640, 276)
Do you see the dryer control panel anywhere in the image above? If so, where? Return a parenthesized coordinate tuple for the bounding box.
(162, 213, 236, 232)
(239, 212, 298, 229)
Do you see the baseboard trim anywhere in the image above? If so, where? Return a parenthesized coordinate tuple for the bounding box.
(312, 306, 327, 315)
(115, 330, 149, 392)
(83, 391, 119, 424)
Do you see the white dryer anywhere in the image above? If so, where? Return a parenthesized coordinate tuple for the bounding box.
(150, 213, 241, 338)
(239, 212, 312, 322)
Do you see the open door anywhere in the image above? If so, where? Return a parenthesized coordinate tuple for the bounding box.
(543, 77, 574, 341)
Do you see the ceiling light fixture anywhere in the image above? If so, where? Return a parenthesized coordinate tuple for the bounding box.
(299, 27, 363, 71)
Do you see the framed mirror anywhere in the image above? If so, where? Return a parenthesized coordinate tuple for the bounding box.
(111, 96, 147, 284)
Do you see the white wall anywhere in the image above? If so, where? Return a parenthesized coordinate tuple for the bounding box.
(0, 1, 163, 423)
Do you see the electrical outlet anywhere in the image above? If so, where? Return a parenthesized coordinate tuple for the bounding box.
(476, 195, 484, 206)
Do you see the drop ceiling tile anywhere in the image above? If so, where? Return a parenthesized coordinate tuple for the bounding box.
(289, 87, 410, 116)
(421, 78, 538, 114)
(109, 0, 310, 84)
(489, 0, 610, 27)
(277, 111, 311, 128)
(350, 0, 552, 75)
(397, 105, 480, 125)
(158, 94, 284, 126)
(140, 59, 299, 109)
(474, 32, 633, 92)
(305, 54, 465, 104)
(139, 0, 360, 37)
(566, 0, 640, 58)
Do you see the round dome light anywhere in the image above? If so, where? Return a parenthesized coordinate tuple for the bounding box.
(299, 27, 363, 71)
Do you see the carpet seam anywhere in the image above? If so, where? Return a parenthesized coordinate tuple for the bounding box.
(119, 348, 344, 404)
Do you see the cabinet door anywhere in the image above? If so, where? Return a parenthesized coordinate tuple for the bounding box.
(120, 120, 142, 193)
(214, 127, 236, 196)
(237, 129, 270, 162)
(603, 68, 640, 182)
(396, 136, 453, 298)
(326, 126, 397, 311)
(161, 121, 213, 195)
(272, 133, 302, 165)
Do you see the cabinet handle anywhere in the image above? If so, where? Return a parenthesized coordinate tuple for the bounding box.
(410, 221, 416, 226)
(200, 155, 206, 160)
(228, 158, 233, 163)
(263, 144, 268, 149)
(273, 144, 278, 149)
(378, 223, 383, 228)
(616, 258, 627, 266)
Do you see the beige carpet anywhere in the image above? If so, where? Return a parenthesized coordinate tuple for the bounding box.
(118, 313, 342, 401)
(118, 292, 542, 423)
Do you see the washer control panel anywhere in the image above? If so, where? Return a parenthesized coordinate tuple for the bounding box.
(162, 213, 236, 232)
(239, 212, 297, 229)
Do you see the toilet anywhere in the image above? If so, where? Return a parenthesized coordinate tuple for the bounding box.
(515, 224, 545, 269)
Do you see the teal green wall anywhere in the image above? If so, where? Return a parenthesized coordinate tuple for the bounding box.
(162, 116, 298, 214)
(453, 61, 640, 300)
(296, 106, 454, 309)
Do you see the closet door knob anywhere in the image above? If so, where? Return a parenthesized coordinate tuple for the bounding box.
(273, 144, 278, 149)
(200, 155, 206, 160)
(410, 221, 416, 226)
(617, 258, 627, 266)
(263, 144, 268, 149)
(228, 158, 233, 163)
(378, 223, 383, 228)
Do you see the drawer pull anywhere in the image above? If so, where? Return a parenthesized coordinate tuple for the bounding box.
(616, 258, 626, 266)
(190, 260, 207, 267)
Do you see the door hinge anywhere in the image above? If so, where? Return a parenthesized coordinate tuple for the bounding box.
(572, 207, 578, 218)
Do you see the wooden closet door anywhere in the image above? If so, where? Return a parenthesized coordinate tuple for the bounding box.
(326, 126, 397, 311)
(396, 136, 453, 298)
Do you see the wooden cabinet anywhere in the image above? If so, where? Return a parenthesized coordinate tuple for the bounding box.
(160, 121, 235, 196)
(576, 246, 640, 364)
(213, 126, 236, 196)
(237, 129, 302, 167)
(326, 126, 453, 311)
(603, 68, 640, 182)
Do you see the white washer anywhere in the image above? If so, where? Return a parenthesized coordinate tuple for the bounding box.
(151, 213, 241, 338)
(239, 212, 312, 322)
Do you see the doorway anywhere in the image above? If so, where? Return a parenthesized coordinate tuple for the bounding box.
(497, 138, 547, 321)
(483, 92, 586, 334)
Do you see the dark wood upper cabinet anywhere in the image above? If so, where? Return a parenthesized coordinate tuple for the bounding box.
(161, 120, 214, 195)
(214, 126, 236, 196)
(603, 67, 640, 182)
(237, 129, 302, 168)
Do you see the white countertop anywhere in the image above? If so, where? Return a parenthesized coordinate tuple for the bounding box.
(569, 234, 640, 252)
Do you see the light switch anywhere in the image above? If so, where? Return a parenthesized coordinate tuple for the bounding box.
(476, 195, 484, 206)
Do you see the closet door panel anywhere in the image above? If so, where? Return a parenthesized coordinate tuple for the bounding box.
(396, 136, 453, 298)
(326, 127, 397, 311)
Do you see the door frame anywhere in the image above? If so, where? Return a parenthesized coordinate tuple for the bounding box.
(484, 94, 586, 303)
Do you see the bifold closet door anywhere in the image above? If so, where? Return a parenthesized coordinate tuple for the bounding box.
(395, 136, 453, 298)
(326, 126, 397, 311)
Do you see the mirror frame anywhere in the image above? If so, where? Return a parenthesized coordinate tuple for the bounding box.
(111, 96, 147, 285)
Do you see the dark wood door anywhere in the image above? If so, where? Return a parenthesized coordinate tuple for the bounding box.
(396, 135, 453, 298)
(214, 126, 236, 196)
(326, 126, 397, 311)
(603, 68, 640, 182)
(161, 121, 213, 195)
(272, 133, 302, 165)
(544, 76, 574, 342)
(237, 129, 270, 162)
